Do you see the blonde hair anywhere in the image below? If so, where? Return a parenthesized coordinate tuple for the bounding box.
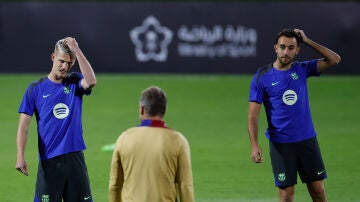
(54, 39, 74, 57)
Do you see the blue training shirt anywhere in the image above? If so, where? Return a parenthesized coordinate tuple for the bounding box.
(249, 60, 320, 143)
(18, 72, 91, 160)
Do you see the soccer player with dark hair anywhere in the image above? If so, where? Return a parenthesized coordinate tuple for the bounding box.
(16, 37, 96, 201)
(109, 86, 194, 202)
(248, 29, 341, 201)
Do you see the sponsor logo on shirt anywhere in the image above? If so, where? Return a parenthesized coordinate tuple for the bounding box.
(53, 103, 69, 119)
(42, 94, 51, 98)
(282, 90, 297, 105)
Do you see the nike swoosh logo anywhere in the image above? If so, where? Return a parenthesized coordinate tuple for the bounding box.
(317, 170, 326, 175)
(42, 94, 51, 98)
(84, 196, 92, 200)
(271, 81, 280, 86)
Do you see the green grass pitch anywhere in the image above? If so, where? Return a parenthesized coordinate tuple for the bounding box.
(1, 74, 359, 201)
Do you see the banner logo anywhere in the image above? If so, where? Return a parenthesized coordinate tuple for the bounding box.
(177, 25, 257, 58)
(130, 16, 173, 62)
(130, 16, 257, 64)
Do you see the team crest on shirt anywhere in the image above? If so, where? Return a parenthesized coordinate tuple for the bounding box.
(282, 90, 298, 105)
(63, 86, 71, 94)
(53, 103, 69, 119)
(290, 72, 299, 80)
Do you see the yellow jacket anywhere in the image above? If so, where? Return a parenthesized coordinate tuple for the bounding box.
(109, 121, 194, 202)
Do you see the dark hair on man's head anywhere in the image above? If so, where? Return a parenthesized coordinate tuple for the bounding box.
(275, 29, 303, 45)
(140, 86, 167, 117)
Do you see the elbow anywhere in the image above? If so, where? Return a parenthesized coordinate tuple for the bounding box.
(335, 55, 341, 65)
(87, 77, 97, 88)
(331, 54, 341, 66)
(324, 55, 341, 68)
(82, 77, 97, 90)
(89, 79, 97, 88)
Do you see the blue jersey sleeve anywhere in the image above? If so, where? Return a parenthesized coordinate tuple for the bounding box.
(18, 82, 37, 116)
(249, 70, 265, 104)
(305, 59, 320, 78)
(66, 72, 92, 96)
(249, 66, 271, 104)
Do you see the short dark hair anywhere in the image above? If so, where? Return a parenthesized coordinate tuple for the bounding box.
(140, 86, 167, 117)
(275, 29, 302, 45)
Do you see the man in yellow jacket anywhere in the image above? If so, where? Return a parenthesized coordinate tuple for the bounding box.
(109, 86, 194, 202)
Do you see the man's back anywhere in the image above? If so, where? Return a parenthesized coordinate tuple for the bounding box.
(109, 121, 194, 202)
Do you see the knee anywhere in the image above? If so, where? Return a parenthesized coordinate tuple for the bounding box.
(279, 186, 295, 202)
(309, 187, 326, 199)
(308, 183, 327, 201)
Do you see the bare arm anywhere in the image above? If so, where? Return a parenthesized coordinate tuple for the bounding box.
(248, 101, 263, 163)
(65, 37, 97, 90)
(295, 29, 341, 73)
(16, 113, 32, 176)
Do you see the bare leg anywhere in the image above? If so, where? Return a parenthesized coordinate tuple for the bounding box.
(278, 186, 295, 202)
(306, 180, 327, 202)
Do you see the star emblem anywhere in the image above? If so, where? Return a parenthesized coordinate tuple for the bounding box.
(130, 16, 173, 62)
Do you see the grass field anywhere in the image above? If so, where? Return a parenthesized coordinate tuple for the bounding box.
(1, 74, 359, 202)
